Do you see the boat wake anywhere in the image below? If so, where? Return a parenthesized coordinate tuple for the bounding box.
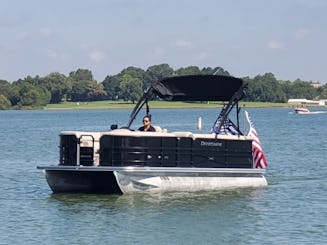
(297, 111, 327, 115)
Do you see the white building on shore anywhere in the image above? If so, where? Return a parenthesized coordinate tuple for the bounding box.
(288, 99, 326, 106)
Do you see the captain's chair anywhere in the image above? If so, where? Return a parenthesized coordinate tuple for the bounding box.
(152, 125, 162, 132)
(152, 126, 168, 133)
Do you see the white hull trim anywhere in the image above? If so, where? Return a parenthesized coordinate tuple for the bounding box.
(112, 167, 267, 193)
(114, 172, 267, 193)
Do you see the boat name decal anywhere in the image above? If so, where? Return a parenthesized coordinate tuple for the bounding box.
(200, 141, 222, 147)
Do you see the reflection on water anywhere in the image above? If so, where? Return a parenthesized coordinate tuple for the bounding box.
(43, 188, 270, 244)
(47, 188, 267, 219)
(49, 188, 265, 205)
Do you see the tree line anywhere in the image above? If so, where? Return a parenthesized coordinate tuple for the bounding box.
(0, 64, 326, 109)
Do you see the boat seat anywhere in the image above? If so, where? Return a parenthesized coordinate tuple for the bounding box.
(152, 125, 167, 133)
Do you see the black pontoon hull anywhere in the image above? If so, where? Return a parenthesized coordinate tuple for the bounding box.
(42, 168, 122, 194)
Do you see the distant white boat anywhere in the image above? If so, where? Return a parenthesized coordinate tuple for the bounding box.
(294, 107, 326, 115)
(294, 107, 310, 114)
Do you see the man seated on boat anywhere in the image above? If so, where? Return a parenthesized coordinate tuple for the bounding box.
(138, 115, 156, 132)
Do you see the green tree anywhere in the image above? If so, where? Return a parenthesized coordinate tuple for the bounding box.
(0, 94, 11, 109)
(87, 80, 107, 101)
(42, 73, 71, 103)
(246, 73, 286, 102)
(16, 82, 50, 107)
(119, 74, 143, 103)
(0, 80, 14, 105)
(317, 84, 327, 99)
(175, 66, 201, 76)
(4, 84, 20, 106)
(119, 66, 145, 81)
(69, 69, 93, 81)
(70, 80, 89, 101)
(68, 69, 98, 102)
(102, 75, 121, 100)
(287, 79, 318, 99)
(201, 66, 230, 76)
(144, 64, 174, 88)
(0, 79, 9, 88)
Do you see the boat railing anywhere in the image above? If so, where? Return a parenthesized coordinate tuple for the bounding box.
(99, 135, 253, 168)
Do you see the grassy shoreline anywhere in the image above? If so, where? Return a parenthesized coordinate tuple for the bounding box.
(44, 100, 292, 110)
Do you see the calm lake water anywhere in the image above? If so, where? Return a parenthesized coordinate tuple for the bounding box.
(0, 108, 326, 244)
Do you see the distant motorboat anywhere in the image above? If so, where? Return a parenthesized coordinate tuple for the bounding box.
(294, 107, 310, 114)
(294, 107, 326, 115)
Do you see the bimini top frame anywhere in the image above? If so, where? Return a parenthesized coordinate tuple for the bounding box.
(126, 75, 248, 132)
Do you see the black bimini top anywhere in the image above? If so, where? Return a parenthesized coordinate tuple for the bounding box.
(150, 75, 247, 101)
(126, 75, 247, 128)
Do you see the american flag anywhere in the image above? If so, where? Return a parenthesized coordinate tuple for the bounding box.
(245, 111, 268, 168)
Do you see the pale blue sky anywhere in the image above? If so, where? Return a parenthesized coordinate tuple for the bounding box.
(1, 0, 326, 83)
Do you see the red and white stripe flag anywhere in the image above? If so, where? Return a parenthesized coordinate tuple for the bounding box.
(245, 111, 268, 168)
